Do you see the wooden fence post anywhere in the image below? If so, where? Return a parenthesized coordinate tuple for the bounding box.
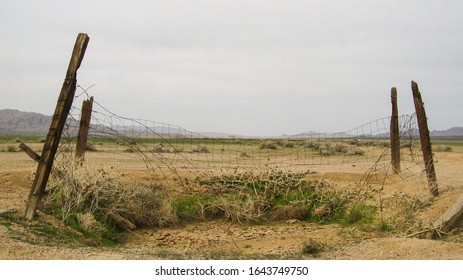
(433, 192, 463, 233)
(411, 81, 438, 197)
(390, 87, 401, 173)
(19, 143, 41, 163)
(75, 96, 94, 161)
(24, 33, 90, 219)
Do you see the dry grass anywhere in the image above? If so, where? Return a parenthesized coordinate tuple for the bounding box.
(44, 155, 177, 232)
(301, 238, 326, 256)
(192, 167, 350, 224)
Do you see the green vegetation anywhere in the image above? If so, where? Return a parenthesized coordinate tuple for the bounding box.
(0, 212, 100, 247)
(304, 141, 366, 156)
(182, 168, 349, 224)
(343, 203, 379, 231)
(0, 135, 44, 143)
(1, 134, 447, 250)
(260, 140, 278, 150)
(172, 195, 213, 221)
(301, 239, 325, 257)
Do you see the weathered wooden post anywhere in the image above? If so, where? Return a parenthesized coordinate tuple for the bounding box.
(75, 96, 94, 161)
(411, 81, 438, 197)
(24, 33, 90, 219)
(19, 143, 41, 163)
(433, 192, 463, 233)
(390, 87, 401, 173)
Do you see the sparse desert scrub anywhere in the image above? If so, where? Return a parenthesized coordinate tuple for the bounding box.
(378, 193, 432, 233)
(304, 141, 365, 156)
(301, 238, 326, 257)
(274, 139, 295, 148)
(192, 146, 210, 153)
(259, 140, 278, 150)
(435, 145, 453, 152)
(4, 145, 18, 152)
(152, 144, 165, 153)
(85, 143, 97, 151)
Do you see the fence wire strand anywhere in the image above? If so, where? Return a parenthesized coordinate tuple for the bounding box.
(57, 86, 430, 190)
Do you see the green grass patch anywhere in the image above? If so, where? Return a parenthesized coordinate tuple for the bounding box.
(172, 195, 214, 221)
(344, 204, 377, 229)
(0, 135, 44, 143)
(190, 168, 350, 224)
(0, 213, 105, 247)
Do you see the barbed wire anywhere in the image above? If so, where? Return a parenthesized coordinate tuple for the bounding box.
(57, 85, 429, 190)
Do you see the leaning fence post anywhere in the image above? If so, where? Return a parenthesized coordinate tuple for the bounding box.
(390, 87, 401, 173)
(75, 96, 94, 161)
(24, 33, 90, 219)
(411, 81, 438, 196)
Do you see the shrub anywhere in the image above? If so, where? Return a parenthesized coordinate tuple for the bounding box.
(193, 168, 347, 223)
(333, 143, 348, 154)
(304, 141, 318, 149)
(282, 141, 294, 148)
(172, 196, 209, 221)
(260, 141, 277, 150)
(345, 204, 377, 225)
(124, 146, 136, 153)
(85, 143, 97, 151)
(44, 159, 177, 237)
(271, 204, 309, 221)
(306, 141, 355, 156)
(435, 145, 453, 152)
(301, 239, 325, 256)
(6, 145, 18, 152)
(275, 140, 294, 148)
(348, 148, 366, 156)
(192, 146, 210, 153)
(153, 144, 164, 153)
(377, 141, 390, 148)
(319, 149, 334, 156)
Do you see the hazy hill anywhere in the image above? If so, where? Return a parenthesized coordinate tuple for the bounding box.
(431, 127, 463, 136)
(1, 109, 463, 138)
(0, 109, 51, 135)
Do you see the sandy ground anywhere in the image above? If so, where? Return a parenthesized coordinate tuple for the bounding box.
(1, 147, 463, 260)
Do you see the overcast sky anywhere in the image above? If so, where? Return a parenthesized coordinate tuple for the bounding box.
(1, 0, 462, 136)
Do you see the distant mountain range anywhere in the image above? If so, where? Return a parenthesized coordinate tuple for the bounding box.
(0, 109, 51, 135)
(1, 108, 462, 138)
(430, 127, 463, 136)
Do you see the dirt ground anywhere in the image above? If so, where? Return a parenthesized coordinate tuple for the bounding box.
(1, 146, 463, 260)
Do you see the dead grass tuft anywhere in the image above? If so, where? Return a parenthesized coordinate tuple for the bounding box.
(271, 204, 309, 221)
(76, 212, 105, 234)
(44, 156, 177, 233)
(301, 238, 325, 256)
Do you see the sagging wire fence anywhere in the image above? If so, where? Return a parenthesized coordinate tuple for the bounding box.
(40, 84, 444, 232)
(56, 85, 428, 192)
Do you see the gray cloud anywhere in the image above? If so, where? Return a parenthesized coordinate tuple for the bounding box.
(1, 0, 462, 135)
